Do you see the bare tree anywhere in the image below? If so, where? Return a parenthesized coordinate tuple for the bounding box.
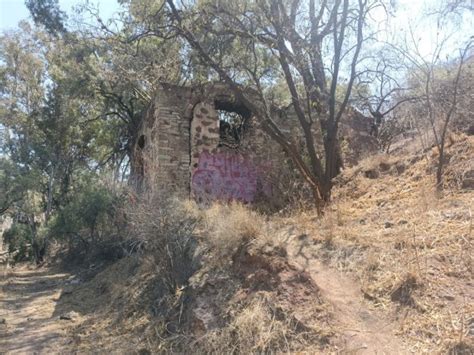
(158, 0, 379, 213)
(430, 42, 472, 190)
(356, 56, 419, 137)
(389, 0, 474, 192)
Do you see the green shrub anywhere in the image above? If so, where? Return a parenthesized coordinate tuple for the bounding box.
(48, 184, 122, 257)
(3, 223, 34, 262)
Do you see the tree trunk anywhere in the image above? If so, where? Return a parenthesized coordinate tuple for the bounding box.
(27, 215, 44, 264)
(436, 135, 446, 192)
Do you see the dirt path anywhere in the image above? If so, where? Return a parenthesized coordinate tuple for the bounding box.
(0, 263, 73, 354)
(0, 236, 410, 354)
(287, 235, 409, 354)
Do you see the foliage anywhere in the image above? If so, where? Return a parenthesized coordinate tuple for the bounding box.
(48, 184, 118, 247)
(25, 0, 67, 36)
(2, 223, 34, 262)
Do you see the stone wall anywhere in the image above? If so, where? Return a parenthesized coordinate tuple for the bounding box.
(131, 84, 193, 195)
(131, 83, 285, 203)
(131, 82, 377, 202)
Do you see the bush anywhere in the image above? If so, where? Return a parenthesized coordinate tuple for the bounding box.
(203, 202, 264, 261)
(126, 192, 200, 291)
(3, 223, 34, 262)
(48, 184, 124, 260)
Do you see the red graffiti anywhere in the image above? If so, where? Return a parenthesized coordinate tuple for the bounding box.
(192, 151, 270, 203)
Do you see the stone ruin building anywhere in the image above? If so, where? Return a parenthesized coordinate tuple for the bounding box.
(130, 82, 376, 204)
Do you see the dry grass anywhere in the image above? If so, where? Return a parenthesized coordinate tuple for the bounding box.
(201, 202, 264, 259)
(50, 135, 473, 354)
(193, 295, 319, 354)
(57, 198, 329, 353)
(280, 135, 474, 353)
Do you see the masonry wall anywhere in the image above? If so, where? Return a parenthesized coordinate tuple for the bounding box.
(131, 83, 376, 203)
(131, 85, 193, 195)
(131, 83, 287, 203)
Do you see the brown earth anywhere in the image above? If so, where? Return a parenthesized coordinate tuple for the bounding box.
(287, 235, 408, 354)
(0, 264, 75, 354)
(0, 245, 410, 354)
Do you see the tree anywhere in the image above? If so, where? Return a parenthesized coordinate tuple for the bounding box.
(1, 2, 181, 259)
(429, 43, 472, 191)
(25, 0, 67, 36)
(155, 0, 380, 213)
(0, 23, 106, 261)
(356, 54, 420, 139)
(392, 1, 473, 191)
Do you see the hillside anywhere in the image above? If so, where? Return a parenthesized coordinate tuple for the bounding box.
(2, 134, 472, 354)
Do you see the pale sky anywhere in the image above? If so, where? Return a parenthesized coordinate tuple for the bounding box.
(376, 0, 472, 59)
(0, 0, 120, 30)
(0, 0, 472, 59)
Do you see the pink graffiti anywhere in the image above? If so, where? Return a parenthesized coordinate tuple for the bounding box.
(192, 151, 271, 203)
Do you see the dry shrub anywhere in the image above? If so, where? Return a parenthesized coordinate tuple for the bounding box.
(316, 206, 345, 248)
(126, 190, 200, 290)
(195, 297, 290, 353)
(201, 202, 265, 260)
(358, 154, 397, 179)
(444, 340, 474, 355)
(184, 203, 327, 353)
(417, 185, 439, 212)
(193, 294, 321, 354)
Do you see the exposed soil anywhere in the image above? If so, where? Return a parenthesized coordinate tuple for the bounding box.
(287, 234, 408, 354)
(0, 245, 409, 354)
(0, 136, 471, 353)
(0, 263, 74, 354)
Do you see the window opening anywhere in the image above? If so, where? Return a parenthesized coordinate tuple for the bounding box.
(215, 100, 251, 148)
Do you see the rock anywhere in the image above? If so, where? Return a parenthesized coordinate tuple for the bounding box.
(440, 293, 455, 301)
(359, 219, 366, 225)
(394, 163, 406, 175)
(467, 125, 474, 136)
(384, 221, 394, 228)
(461, 169, 474, 190)
(297, 234, 308, 241)
(0, 318, 6, 325)
(390, 274, 418, 306)
(364, 169, 379, 179)
(398, 220, 408, 225)
(379, 162, 391, 172)
(59, 311, 79, 321)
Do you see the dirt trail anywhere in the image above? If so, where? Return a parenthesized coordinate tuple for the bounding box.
(0, 263, 72, 354)
(287, 235, 408, 354)
(0, 237, 410, 354)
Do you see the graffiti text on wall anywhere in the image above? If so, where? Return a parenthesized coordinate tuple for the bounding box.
(192, 151, 271, 203)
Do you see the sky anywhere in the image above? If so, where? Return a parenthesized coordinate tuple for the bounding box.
(0, 0, 472, 58)
(0, 0, 120, 31)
